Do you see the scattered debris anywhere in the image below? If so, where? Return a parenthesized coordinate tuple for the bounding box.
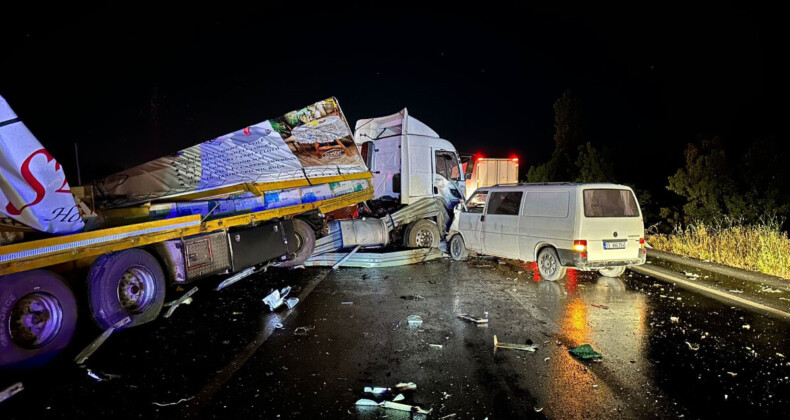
(777, 353, 786, 358)
(294, 325, 315, 336)
(0, 382, 23, 404)
(216, 265, 266, 291)
(728, 289, 744, 294)
(262, 286, 292, 311)
(380, 401, 431, 415)
(355, 399, 379, 406)
(760, 286, 783, 294)
(441, 391, 452, 400)
(364, 387, 391, 395)
(534, 406, 543, 413)
(683, 271, 700, 279)
(407, 315, 423, 329)
(544, 357, 550, 362)
(592, 384, 599, 389)
(670, 316, 680, 323)
(742, 324, 751, 330)
(395, 382, 417, 391)
(779, 297, 790, 302)
(74, 316, 131, 364)
(393, 394, 405, 402)
(429, 344, 444, 350)
(568, 344, 603, 360)
(275, 323, 284, 329)
(163, 287, 199, 318)
(685, 341, 700, 351)
(152, 396, 195, 407)
(400, 295, 425, 301)
(591, 304, 609, 310)
(439, 414, 457, 419)
(86, 369, 122, 382)
(341, 301, 354, 305)
(727, 372, 738, 377)
(285, 297, 299, 309)
(457, 313, 488, 324)
(494, 335, 538, 352)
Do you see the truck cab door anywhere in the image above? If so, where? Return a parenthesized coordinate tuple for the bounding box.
(361, 138, 401, 200)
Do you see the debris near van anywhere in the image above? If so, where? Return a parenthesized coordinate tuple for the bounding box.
(74, 316, 131, 364)
(364, 387, 391, 396)
(0, 382, 23, 404)
(407, 315, 423, 329)
(86, 368, 121, 382)
(685, 342, 700, 351)
(163, 287, 198, 318)
(457, 313, 488, 324)
(683, 271, 700, 279)
(401, 294, 425, 301)
(429, 344, 444, 349)
(395, 382, 418, 391)
(568, 344, 603, 361)
(294, 326, 315, 336)
(285, 297, 299, 309)
(262, 286, 292, 311)
(494, 335, 538, 352)
(591, 304, 609, 310)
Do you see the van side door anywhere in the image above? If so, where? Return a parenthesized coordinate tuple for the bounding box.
(482, 190, 523, 259)
(458, 190, 488, 252)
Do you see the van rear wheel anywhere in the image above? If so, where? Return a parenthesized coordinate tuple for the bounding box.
(537, 248, 566, 281)
(598, 266, 626, 277)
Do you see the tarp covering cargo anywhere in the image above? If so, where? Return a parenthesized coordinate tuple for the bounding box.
(96, 98, 368, 208)
(0, 95, 85, 234)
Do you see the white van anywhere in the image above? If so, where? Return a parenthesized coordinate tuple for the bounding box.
(448, 183, 647, 280)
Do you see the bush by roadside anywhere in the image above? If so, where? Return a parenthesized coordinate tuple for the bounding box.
(647, 217, 790, 279)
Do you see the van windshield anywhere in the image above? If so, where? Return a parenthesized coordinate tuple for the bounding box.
(583, 189, 640, 217)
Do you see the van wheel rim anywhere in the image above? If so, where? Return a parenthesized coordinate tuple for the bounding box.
(117, 266, 156, 313)
(415, 229, 434, 247)
(540, 253, 557, 276)
(451, 238, 462, 256)
(8, 292, 64, 349)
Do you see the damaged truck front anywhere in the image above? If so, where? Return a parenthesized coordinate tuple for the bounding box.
(0, 96, 466, 368)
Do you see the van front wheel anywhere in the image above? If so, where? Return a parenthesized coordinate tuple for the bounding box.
(537, 248, 566, 281)
(449, 234, 469, 261)
(598, 266, 626, 277)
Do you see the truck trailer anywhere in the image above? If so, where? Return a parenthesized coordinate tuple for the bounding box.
(0, 97, 466, 368)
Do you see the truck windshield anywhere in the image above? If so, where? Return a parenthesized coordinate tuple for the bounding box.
(583, 189, 640, 217)
(435, 151, 462, 181)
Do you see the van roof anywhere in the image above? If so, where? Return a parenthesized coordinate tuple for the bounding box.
(481, 182, 631, 190)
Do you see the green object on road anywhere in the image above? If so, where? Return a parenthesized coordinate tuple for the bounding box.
(569, 344, 603, 360)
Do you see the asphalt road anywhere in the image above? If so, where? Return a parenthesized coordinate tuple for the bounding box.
(2, 257, 790, 419)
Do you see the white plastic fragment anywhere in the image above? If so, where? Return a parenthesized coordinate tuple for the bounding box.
(0, 382, 23, 404)
(380, 401, 431, 415)
(534, 406, 543, 412)
(742, 324, 751, 330)
(777, 353, 786, 358)
(727, 372, 738, 377)
(429, 344, 444, 349)
(285, 297, 299, 309)
(685, 341, 700, 351)
(393, 394, 405, 402)
(355, 399, 379, 406)
(494, 335, 538, 352)
(670, 316, 679, 323)
(262, 286, 292, 311)
(395, 382, 417, 391)
(364, 387, 390, 395)
(457, 313, 488, 324)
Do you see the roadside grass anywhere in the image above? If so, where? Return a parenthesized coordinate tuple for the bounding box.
(647, 217, 790, 279)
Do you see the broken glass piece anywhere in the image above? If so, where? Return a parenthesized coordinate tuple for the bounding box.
(395, 382, 417, 391)
(494, 335, 538, 352)
(407, 315, 423, 329)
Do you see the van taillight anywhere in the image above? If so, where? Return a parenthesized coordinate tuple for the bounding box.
(573, 240, 587, 252)
(639, 238, 645, 249)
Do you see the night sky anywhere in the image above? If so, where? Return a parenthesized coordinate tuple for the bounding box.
(0, 3, 782, 199)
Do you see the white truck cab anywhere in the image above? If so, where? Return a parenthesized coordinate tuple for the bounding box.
(449, 183, 647, 280)
(354, 109, 465, 210)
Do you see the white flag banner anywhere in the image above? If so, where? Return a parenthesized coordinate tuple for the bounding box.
(0, 95, 84, 234)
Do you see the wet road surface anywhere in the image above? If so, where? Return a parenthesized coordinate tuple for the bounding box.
(2, 257, 790, 419)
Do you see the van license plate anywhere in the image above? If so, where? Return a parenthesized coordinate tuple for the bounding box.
(603, 241, 627, 250)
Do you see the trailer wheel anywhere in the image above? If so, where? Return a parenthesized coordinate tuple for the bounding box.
(277, 219, 316, 267)
(0, 270, 77, 367)
(537, 247, 567, 281)
(88, 249, 165, 330)
(598, 266, 626, 277)
(404, 219, 441, 249)
(449, 234, 469, 261)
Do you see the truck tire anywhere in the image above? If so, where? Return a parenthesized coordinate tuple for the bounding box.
(403, 219, 441, 249)
(598, 266, 626, 277)
(88, 249, 165, 330)
(0, 270, 77, 367)
(449, 234, 469, 261)
(277, 219, 316, 267)
(537, 247, 566, 281)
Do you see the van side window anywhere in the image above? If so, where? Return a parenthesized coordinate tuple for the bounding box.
(523, 191, 570, 218)
(486, 191, 523, 215)
(466, 191, 488, 213)
(583, 189, 640, 217)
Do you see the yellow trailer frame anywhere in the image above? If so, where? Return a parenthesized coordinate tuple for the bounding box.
(0, 185, 373, 276)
